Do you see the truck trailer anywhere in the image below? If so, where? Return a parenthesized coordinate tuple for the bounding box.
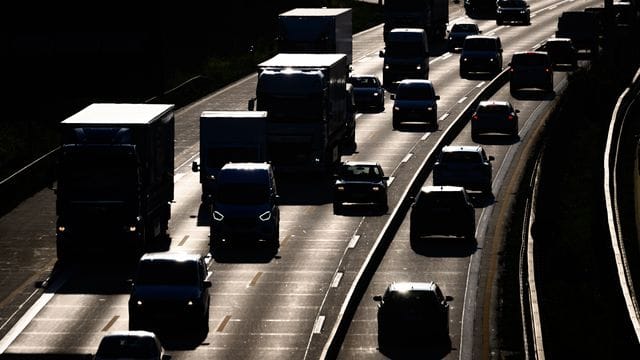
(55, 103, 175, 261)
(383, 0, 449, 43)
(251, 53, 355, 173)
(192, 111, 268, 202)
(278, 7, 353, 64)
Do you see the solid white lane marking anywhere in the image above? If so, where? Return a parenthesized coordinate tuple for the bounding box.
(439, 113, 450, 121)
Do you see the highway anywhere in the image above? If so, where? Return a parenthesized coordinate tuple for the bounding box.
(0, 0, 616, 359)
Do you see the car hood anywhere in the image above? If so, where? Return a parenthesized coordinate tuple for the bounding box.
(131, 285, 202, 301)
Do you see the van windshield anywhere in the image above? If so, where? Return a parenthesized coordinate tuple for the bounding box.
(397, 84, 434, 100)
(386, 41, 426, 57)
(216, 183, 270, 205)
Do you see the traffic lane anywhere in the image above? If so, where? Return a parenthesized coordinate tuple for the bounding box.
(335, 60, 574, 360)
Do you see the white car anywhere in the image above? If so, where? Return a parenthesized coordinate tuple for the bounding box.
(95, 330, 169, 360)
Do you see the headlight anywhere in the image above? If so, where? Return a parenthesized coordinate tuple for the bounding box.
(372, 186, 381, 191)
(57, 225, 66, 233)
(427, 106, 434, 111)
(128, 225, 137, 232)
(490, 58, 495, 62)
(259, 211, 272, 221)
(213, 211, 224, 221)
(136, 300, 143, 306)
(336, 185, 345, 191)
(416, 65, 422, 70)
(384, 64, 390, 70)
(373, 92, 379, 96)
(394, 106, 400, 111)
(187, 300, 194, 306)
(462, 57, 468, 62)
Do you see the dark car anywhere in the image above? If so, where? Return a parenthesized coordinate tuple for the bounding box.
(447, 22, 481, 51)
(128, 252, 211, 334)
(471, 100, 519, 138)
(509, 51, 554, 93)
(348, 74, 385, 112)
(211, 162, 280, 255)
(496, 0, 531, 25)
(460, 35, 503, 78)
(432, 145, 494, 194)
(541, 37, 578, 70)
(95, 330, 169, 360)
(391, 79, 439, 130)
(333, 161, 389, 214)
(373, 281, 450, 350)
(410, 185, 476, 244)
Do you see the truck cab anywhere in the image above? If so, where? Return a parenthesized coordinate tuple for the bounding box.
(380, 28, 429, 89)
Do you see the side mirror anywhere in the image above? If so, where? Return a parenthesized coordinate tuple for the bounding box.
(435, 95, 440, 100)
(248, 98, 256, 111)
(373, 295, 383, 302)
(203, 280, 212, 288)
(192, 161, 200, 172)
(379, 50, 385, 57)
(446, 295, 454, 301)
(390, 94, 396, 100)
(489, 156, 495, 161)
(479, 29, 483, 33)
(515, 109, 520, 113)
(383, 176, 389, 180)
(161, 355, 172, 360)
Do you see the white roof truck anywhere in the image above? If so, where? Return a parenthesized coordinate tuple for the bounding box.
(56, 103, 175, 262)
(192, 111, 268, 202)
(250, 53, 356, 174)
(278, 8, 353, 65)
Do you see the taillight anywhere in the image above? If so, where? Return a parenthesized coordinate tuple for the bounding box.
(508, 115, 514, 120)
(472, 114, 478, 120)
(545, 67, 551, 72)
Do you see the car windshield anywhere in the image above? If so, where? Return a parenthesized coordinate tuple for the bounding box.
(340, 164, 382, 180)
(452, 24, 477, 33)
(498, 0, 527, 7)
(349, 77, 379, 87)
(397, 84, 434, 100)
(216, 182, 269, 205)
(136, 260, 198, 286)
(463, 38, 498, 51)
(96, 336, 159, 358)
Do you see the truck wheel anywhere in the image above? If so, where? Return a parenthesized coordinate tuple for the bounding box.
(333, 202, 343, 215)
(56, 239, 70, 263)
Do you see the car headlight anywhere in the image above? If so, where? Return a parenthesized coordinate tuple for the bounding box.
(490, 58, 495, 62)
(373, 92, 379, 96)
(135, 299, 143, 306)
(462, 57, 468, 62)
(259, 211, 272, 221)
(57, 225, 66, 233)
(416, 64, 422, 70)
(384, 64, 390, 70)
(372, 186, 381, 191)
(394, 106, 400, 111)
(187, 300, 194, 306)
(128, 225, 137, 232)
(212, 211, 224, 221)
(427, 106, 434, 111)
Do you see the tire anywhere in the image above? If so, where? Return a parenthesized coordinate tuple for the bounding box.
(333, 202, 342, 215)
(392, 119, 399, 130)
(378, 327, 391, 351)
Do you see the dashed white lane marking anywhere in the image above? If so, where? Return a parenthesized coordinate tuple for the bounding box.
(313, 316, 325, 334)
(348, 235, 360, 249)
(401, 153, 413, 163)
(331, 272, 343, 288)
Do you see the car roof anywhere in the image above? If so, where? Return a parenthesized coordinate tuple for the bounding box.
(478, 100, 510, 107)
(101, 330, 157, 339)
(465, 35, 499, 41)
(343, 160, 380, 167)
(349, 74, 378, 79)
(398, 79, 433, 86)
(221, 162, 271, 171)
(420, 185, 466, 194)
(387, 281, 439, 292)
(139, 251, 202, 263)
(441, 145, 483, 153)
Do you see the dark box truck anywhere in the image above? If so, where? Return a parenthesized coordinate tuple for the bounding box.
(55, 103, 174, 261)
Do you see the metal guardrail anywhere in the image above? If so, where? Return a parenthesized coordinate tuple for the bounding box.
(603, 66, 640, 344)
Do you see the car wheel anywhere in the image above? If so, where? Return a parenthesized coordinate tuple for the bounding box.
(392, 119, 400, 130)
(200, 312, 210, 335)
(378, 327, 391, 351)
(410, 228, 420, 249)
(333, 202, 342, 215)
(497, 19, 503, 25)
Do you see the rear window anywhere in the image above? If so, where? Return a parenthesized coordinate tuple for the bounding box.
(451, 23, 478, 33)
(349, 77, 379, 87)
(340, 164, 382, 180)
(477, 104, 510, 114)
(417, 190, 467, 208)
(511, 53, 550, 66)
